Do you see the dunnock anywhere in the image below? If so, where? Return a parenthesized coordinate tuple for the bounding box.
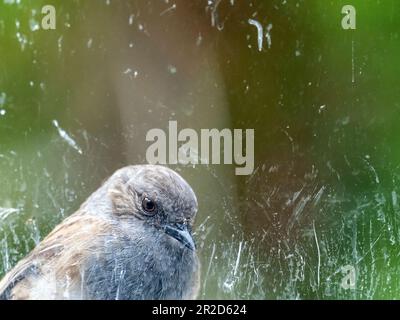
(0, 165, 200, 300)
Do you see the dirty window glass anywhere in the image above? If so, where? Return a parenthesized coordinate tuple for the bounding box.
(0, 0, 399, 299)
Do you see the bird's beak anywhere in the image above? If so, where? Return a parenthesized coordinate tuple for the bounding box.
(164, 224, 196, 251)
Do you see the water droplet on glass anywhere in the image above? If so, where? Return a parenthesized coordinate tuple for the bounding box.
(0, 92, 6, 106)
(16, 32, 28, 51)
(168, 65, 177, 74)
(29, 18, 40, 32)
(87, 38, 93, 49)
(129, 14, 134, 25)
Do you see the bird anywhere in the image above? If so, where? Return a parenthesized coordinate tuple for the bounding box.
(0, 165, 200, 300)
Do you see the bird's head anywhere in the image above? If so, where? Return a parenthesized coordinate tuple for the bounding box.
(98, 165, 198, 251)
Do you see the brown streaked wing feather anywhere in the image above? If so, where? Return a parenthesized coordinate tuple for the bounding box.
(0, 213, 110, 300)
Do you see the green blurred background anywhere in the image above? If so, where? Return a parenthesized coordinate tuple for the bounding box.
(1, 0, 400, 299)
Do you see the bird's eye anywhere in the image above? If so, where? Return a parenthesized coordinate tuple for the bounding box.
(142, 196, 157, 214)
